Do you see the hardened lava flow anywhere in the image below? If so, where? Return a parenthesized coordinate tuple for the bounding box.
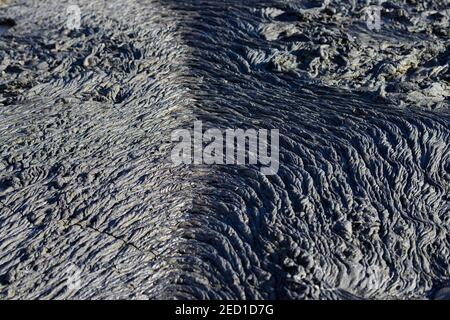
(0, 0, 449, 299)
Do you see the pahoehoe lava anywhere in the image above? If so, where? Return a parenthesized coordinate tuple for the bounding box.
(0, 0, 449, 299)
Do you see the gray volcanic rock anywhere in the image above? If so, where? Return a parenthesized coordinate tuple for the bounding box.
(0, 0, 449, 299)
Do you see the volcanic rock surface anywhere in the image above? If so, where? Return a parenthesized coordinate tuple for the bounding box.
(0, 0, 449, 299)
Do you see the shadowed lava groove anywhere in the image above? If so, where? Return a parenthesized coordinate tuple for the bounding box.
(1, 0, 449, 299)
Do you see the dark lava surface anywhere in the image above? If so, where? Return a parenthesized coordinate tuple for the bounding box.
(0, 0, 449, 299)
